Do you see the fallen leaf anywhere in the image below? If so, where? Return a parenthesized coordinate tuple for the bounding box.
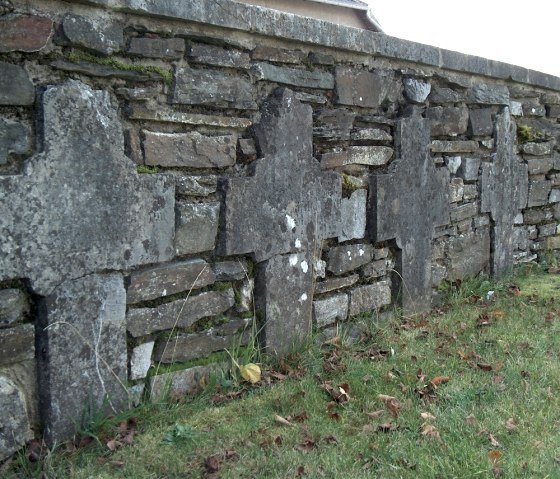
(377, 422, 397, 432)
(457, 350, 473, 361)
(488, 450, 503, 464)
(488, 433, 501, 447)
(323, 434, 338, 444)
(110, 460, 125, 468)
(274, 435, 283, 446)
(106, 440, 122, 452)
(274, 415, 294, 427)
(366, 410, 384, 420)
(239, 363, 261, 384)
(420, 412, 436, 421)
(493, 375, 505, 385)
(430, 376, 451, 387)
(378, 394, 401, 417)
(477, 314, 492, 327)
(465, 414, 477, 426)
(205, 455, 221, 474)
(421, 424, 440, 439)
(224, 448, 238, 460)
(297, 465, 305, 476)
(296, 438, 317, 453)
(491, 310, 506, 318)
(508, 285, 521, 296)
(494, 361, 504, 372)
(328, 411, 340, 421)
(505, 418, 518, 432)
(477, 363, 493, 372)
(292, 411, 308, 423)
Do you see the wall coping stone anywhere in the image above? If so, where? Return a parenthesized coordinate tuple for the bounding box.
(73, 0, 560, 91)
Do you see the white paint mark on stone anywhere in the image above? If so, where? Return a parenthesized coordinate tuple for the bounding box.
(299, 293, 308, 302)
(286, 214, 296, 231)
(301, 260, 308, 273)
(162, 289, 167, 296)
(295, 238, 302, 248)
(358, 249, 364, 256)
(289, 254, 298, 267)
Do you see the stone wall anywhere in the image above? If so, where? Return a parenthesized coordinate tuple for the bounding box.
(1, 0, 560, 460)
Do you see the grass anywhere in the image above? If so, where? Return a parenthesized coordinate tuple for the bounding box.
(8, 267, 560, 478)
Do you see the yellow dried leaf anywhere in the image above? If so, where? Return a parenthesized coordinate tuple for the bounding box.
(420, 412, 436, 421)
(421, 424, 440, 439)
(505, 417, 518, 432)
(239, 363, 261, 384)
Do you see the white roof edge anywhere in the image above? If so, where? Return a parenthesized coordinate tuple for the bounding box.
(366, 8, 384, 32)
(309, 0, 369, 11)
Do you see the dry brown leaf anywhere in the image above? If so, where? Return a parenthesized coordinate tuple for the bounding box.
(297, 465, 305, 477)
(377, 422, 397, 432)
(296, 438, 317, 453)
(488, 433, 501, 447)
(465, 414, 477, 426)
(323, 434, 338, 444)
(366, 410, 385, 420)
(106, 440, 122, 452)
(274, 415, 294, 427)
(378, 394, 401, 417)
(491, 310, 506, 318)
(477, 363, 493, 372)
(420, 412, 436, 421)
(488, 449, 503, 463)
(430, 376, 451, 387)
(421, 424, 440, 439)
(292, 411, 309, 423)
(505, 418, 518, 432)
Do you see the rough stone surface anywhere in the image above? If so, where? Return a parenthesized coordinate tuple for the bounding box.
(448, 229, 491, 279)
(528, 180, 552, 207)
(188, 43, 250, 68)
(252, 62, 334, 89)
(173, 67, 256, 109)
(155, 318, 249, 363)
(0, 62, 34, 105)
(550, 189, 560, 203)
(370, 111, 449, 313)
(175, 175, 217, 197)
(313, 294, 348, 328)
(149, 364, 221, 400)
(128, 36, 185, 59)
(457, 157, 481, 181)
(538, 223, 557, 237)
(0, 323, 34, 366)
(0, 375, 33, 461)
(522, 142, 554, 156)
(481, 108, 528, 274)
(450, 178, 464, 203)
(37, 273, 127, 446)
(314, 108, 356, 140)
(143, 131, 237, 168)
(427, 106, 469, 136)
(327, 244, 374, 275)
(351, 128, 392, 141)
(127, 289, 235, 338)
(256, 251, 313, 355)
(463, 184, 478, 200)
(527, 157, 553, 175)
(0, 81, 174, 295)
(237, 278, 254, 312)
(252, 46, 305, 64)
(523, 103, 546, 117)
(220, 89, 340, 262)
(321, 146, 393, 168)
(403, 78, 431, 103)
(348, 281, 391, 317)
(127, 259, 215, 305)
(450, 202, 479, 222)
(336, 66, 396, 108)
(175, 202, 220, 256)
(0, 14, 53, 52)
(0, 289, 29, 327)
(429, 87, 465, 104)
(446, 156, 461, 174)
(0, 118, 29, 165)
(62, 14, 123, 55)
(51, 59, 162, 81)
(314, 274, 359, 295)
(469, 108, 493, 136)
(430, 140, 478, 153)
(468, 84, 510, 105)
(361, 259, 387, 278)
(510, 101, 523, 116)
(339, 189, 367, 242)
(130, 341, 154, 380)
(212, 261, 248, 281)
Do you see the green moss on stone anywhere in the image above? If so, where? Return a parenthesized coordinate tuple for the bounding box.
(137, 165, 160, 174)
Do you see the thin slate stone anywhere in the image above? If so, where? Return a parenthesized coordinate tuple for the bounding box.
(314, 274, 359, 295)
(188, 43, 250, 69)
(481, 107, 528, 275)
(313, 294, 348, 328)
(0, 376, 33, 461)
(370, 110, 450, 314)
(448, 229, 491, 279)
(426, 106, 469, 136)
(327, 244, 373, 275)
(0, 62, 34, 105)
(128, 37, 185, 59)
(0, 80, 175, 295)
(174, 202, 220, 256)
(0, 289, 29, 327)
(348, 281, 391, 317)
(252, 62, 334, 89)
(335, 66, 396, 108)
(61, 14, 123, 55)
(0, 118, 29, 165)
(0, 14, 53, 53)
(469, 108, 493, 136)
(0, 323, 34, 366)
(339, 189, 367, 242)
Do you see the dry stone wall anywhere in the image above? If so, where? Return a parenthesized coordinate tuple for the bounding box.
(1, 0, 560, 459)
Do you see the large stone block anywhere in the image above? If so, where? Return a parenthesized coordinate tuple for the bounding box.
(522, 142, 554, 156)
(0, 375, 33, 461)
(127, 289, 235, 338)
(339, 189, 367, 242)
(173, 67, 256, 110)
(0, 118, 30, 165)
(313, 294, 348, 328)
(450, 202, 479, 223)
(252, 62, 334, 89)
(0, 80, 175, 295)
(468, 84, 510, 105)
(188, 43, 250, 69)
(314, 108, 356, 140)
(149, 364, 221, 401)
(0, 289, 29, 327)
(348, 281, 391, 317)
(427, 106, 469, 136)
(335, 66, 396, 108)
(314, 274, 359, 295)
(143, 131, 236, 168)
(128, 37, 185, 59)
(321, 146, 393, 168)
(527, 157, 553, 175)
(0, 323, 34, 366)
(457, 157, 481, 181)
(403, 78, 431, 103)
(327, 244, 374, 275)
(431, 140, 478, 153)
(528, 180, 552, 207)
(175, 202, 220, 256)
(175, 175, 218, 197)
(0, 14, 53, 52)
(61, 14, 123, 55)
(469, 108, 493, 136)
(0, 62, 34, 105)
(127, 259, 215, 304)
(448, 229, 491, 279)
(37, 274, 127, 446)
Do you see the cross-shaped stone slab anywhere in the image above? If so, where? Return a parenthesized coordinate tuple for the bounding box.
(220, 88, 341, 354)
(370, 110, 449, 314)
(481, 107, 528, 275)
(0, 80, 175, 445)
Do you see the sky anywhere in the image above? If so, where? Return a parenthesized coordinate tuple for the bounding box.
(365, 0, 560, 78)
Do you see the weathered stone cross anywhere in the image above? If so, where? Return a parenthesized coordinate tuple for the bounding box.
(481, 107, 528, 275)
(0, 80, 175, 444)
(370, 110, 449, 314)
(220, 88, 341, 354)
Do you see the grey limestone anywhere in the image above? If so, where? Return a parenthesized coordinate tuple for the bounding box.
(510, 101, 523, 116)
(314, 108, 356, 140)
(37, 273, 127, 446)
(448, 229, 491, 279)
(427, 106, 469, 136)
(550, 189, 560, 203)
(0, 375, 33, 461)
(127, 289, 235, 338)
(339, 189, 367, 242)
(252, 46, 305, 64)
(149, 364, 221, 400)
(252, 62, 334, 89)
(429, 87, 465, 104)
(469, 108, 493, 136)
(403, 78, 431, 103)
(361, 259, 387, 278)
(446, 156, 461, 174)
(463, 184, 478, 201)
(348, 281, 391, 317)
(127, 259, 215, 305)
(523, 208, 553, 224)
(175, 175, 218, 197)
(528, 180, 552, 207)
(314, 274, 359, 295)
(313, 294, 348, 328)
(0, 323, 34, 366)
(431, 140, 479, 153)
(52, 59, 162, 81)
(175, 202, 220, 256)
(538, 223, 557, 237)
(527, 157, 553, 175)
(238, 138, 257, 159)
(321, 146, 393, 168)
(0, 118, 30, 165)
(450, 202, 479, 222)
(61, 14, 123, 55)
(450, 178, 464, 202)
(523, 102, 546, 117)
(0, 81, 175, 295)
(327, 244, 374, 275)
(0, 289, 29, 327)
(335, 66, 396, 108)
(0, 62, 34, 105)
(468, 84, 510, 105)
(351, 128, 392, 141)
(188, 43, 250, 69)
(130, 341, 154, 380)
(143, 131, 237, 168)
(522, 142, 554, 156)
(212, 261, 248, 281)
(173, 67, 256, 109)
(457, 157, 481, 181)
(237, 278, 254, 312)
(370, 111, 449, 314)
(128, 36, 185, 59)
